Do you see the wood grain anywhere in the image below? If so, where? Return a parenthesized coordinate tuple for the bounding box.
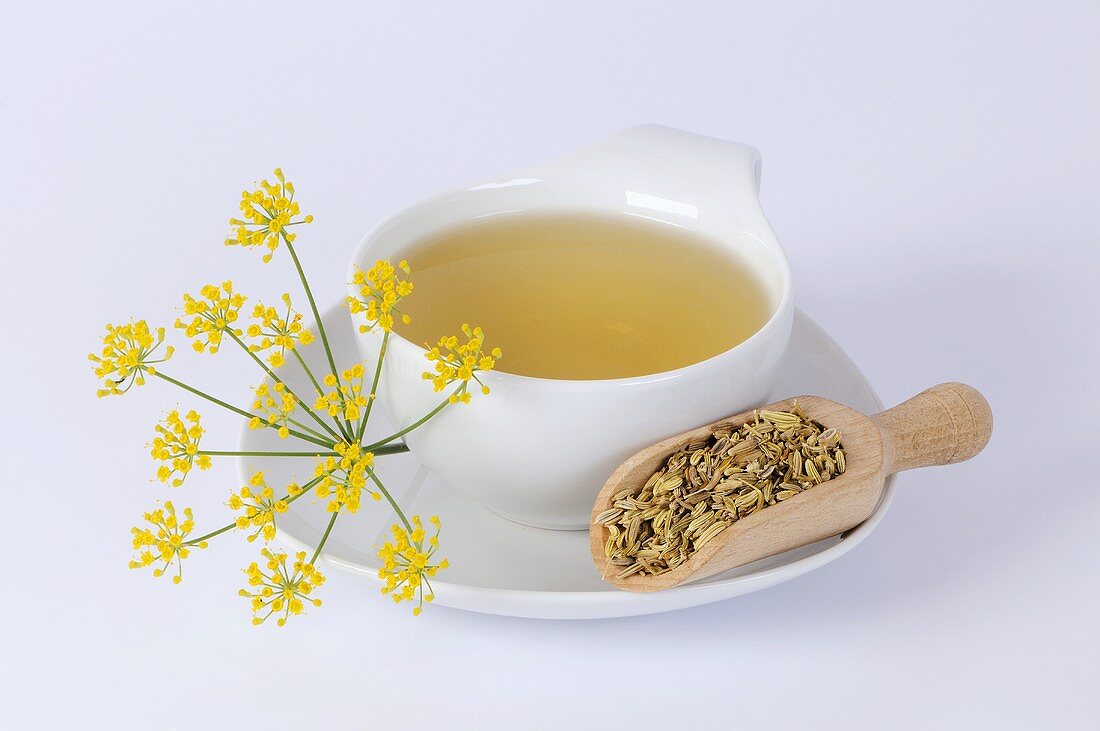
(872, 382, 993, 473)
(589, 382, 993, 592)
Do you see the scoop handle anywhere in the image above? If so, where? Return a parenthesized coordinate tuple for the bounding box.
(870, 382, 993, 474)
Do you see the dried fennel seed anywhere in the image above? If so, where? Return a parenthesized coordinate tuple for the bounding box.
(597, 403, 845, 579)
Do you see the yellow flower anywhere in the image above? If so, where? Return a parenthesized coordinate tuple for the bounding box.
(226, 168, 313, 263)
(89, 320, 174, 397)
(422, 324, 501, 404)
(129, 501, 206, 584)
(313, 363, 369, 422)
(247, 294, 314, 369)
(376, 515, 447, 616)
(314, 442, 378, 513)
(239, 548, 324, 626)
(174, 281, 246, 354)
(228, 471, 290, 543)
(249, 381, 298, 438)
(347, 259, 413, 333)
(149, 409, 211, 487)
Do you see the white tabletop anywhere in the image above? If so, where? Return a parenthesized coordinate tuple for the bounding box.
(2, 2, 1098, 728)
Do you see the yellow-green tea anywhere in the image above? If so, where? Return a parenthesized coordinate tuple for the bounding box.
(395, 214, 772, 380)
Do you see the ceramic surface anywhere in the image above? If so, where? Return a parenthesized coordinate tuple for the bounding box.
(347, 125, 794, 528)
(239, 303, 895, 620)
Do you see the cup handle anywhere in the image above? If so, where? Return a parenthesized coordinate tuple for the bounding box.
(514, 125, 779, 262)
(574, 124, 761, 193)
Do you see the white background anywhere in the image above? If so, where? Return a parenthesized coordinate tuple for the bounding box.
(2, 1, 1098, 728)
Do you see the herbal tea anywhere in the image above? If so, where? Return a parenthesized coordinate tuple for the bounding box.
(395, 214, 772, 379)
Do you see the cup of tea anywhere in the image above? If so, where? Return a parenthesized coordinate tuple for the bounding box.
(349, 125, 793, 529)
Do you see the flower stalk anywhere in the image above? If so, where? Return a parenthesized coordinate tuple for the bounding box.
(96, 168, 501, 625)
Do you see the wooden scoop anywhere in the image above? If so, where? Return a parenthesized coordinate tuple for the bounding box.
(589, 383, 993, 592)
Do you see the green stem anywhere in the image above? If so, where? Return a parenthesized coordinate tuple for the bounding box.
(197, 443, 409, 459)
(181, 438, 412, 549)
(154, 371, 333, 449)
(185, 473, 325, 546)
(365, 466, 414, 532)
(283, 237, 353, 438)
(357, 330, 388, 442)
(361, 388, 458, 452)
(198, 450, 337, 457)
(185, 522, 235, 545)
(285, 415, 334, 442)
(292, 347, 327, 399)
(310, 512, 339, 564)
(365, 442, 410, 457)
(226, 330, 343, 441)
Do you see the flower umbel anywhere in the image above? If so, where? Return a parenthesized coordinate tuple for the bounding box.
(314, 442, 377, 513)
(377, 515, 447, 616)
(226, 168, 313, 263)
(248, 382, 298, 438)
(347, 259, 413, 333)
(150, 409, 211, 487)
(314, 364, 368, 421)
(175, 281, 246, 354)
(229, 471, 293, 543)
(240, 549, 325, 626)
(89, 320, 174, 397)
(129, 501, 205, 584)
(102, 167, 497, 624)
(247, 294, 314, 369)
(422, 324, 501, 404)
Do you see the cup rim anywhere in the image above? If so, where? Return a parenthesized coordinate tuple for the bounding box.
(347, 211, 793, 390)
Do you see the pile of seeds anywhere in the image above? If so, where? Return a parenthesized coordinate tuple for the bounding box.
(596, 403, 845, 579)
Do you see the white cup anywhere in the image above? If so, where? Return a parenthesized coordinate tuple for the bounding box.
(349, 125, 793, 529)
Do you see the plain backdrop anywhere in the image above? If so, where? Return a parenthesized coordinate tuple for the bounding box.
(2, 1, 1098, 729)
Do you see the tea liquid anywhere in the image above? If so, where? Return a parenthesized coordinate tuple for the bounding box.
(395, 214, 772, 380)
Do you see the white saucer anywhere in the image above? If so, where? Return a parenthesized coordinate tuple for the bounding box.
(239, 303, 894, 619)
